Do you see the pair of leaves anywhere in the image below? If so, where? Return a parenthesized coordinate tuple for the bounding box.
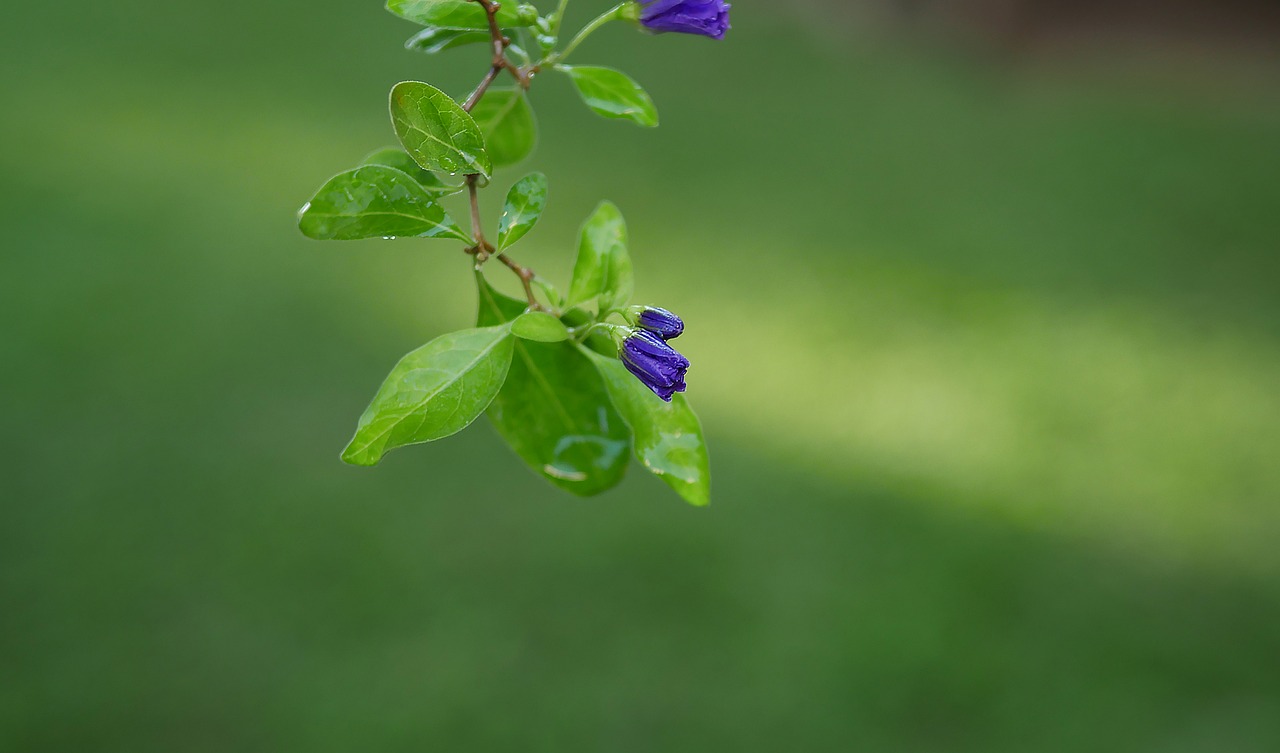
(299, 77, 494, 239)
(300, 77, 495, 241)
(389, 80, 534, 175)
(342, 308, 569, 467)
(562, 66, 659, 128)
(387, 0, 538, 30)
(568, 201, 633, 309)
(298, 159, 545, 250)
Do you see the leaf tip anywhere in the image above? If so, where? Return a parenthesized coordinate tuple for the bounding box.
(340, 445, 380, 467)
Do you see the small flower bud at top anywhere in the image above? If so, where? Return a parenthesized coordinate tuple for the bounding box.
(630, 306, 684, 340)
(631, 0, 731, 40)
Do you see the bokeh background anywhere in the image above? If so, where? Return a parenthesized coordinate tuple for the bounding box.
(3, 1, 1279, 750)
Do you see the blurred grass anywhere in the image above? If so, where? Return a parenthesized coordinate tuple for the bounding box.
(2, 1, 1280, 750)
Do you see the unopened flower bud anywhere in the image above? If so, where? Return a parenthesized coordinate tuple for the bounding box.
(619, 330, 690, 402)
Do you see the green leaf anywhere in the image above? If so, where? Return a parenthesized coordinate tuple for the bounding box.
(562, 66, 659, 128)
(585, 350, 710, 506)
(390, 81, 491, 177)
(404, 26, 527, 58)
(359, 147, 461, 194)
(567, 201, 633, 308)
(298, 165, 470, 242)
(511, 311, 569, 342)
(387, 0, 538, 30)
(477, 275, 631, 496)
(342, 326, 516, 466)
(497, 172, 548, 250)
(404, 27, 489, 54)
(470, 88, 537, 168)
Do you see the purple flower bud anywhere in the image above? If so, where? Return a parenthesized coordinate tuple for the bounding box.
(637, 0, 731, 40)
(634, 306, 684, 340)
(620, 330, 690, 402)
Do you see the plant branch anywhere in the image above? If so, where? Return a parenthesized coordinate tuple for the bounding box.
(497, 253, 538, 309)
(463, 65, 501, 112)
(466, 175, 488, 257)
(463, 0, 541, 309)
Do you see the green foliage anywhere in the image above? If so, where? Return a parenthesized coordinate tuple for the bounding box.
(511, 310, 570, 342)
(477, 276, 632, 496)
(568, 201, 633, 309)
(585, 350, 711, 507)
(470, 88, 538, 167)
(342, 325, 515, 466)
(299, 0, 708, 503)
(497, 172, 548, 250)
(390, 81, 491, 176)
(562, 66, 659, 127)
(359, 146, 461, 193)
(386, 0, 538, 30)
(298, 165, 469, 242)
(404, 27, 489, 54)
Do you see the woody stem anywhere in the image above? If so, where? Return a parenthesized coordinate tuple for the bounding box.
(462, 0, 540, 309)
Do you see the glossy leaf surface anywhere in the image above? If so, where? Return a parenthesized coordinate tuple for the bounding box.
(298, 165, 469, 242)
(359, 146, 460, 194)
(404, 27, 489, 54)
(497, 172, 548, 250)
(477, 275, 631, 496)
(342, 326, 515, 466)
(390, 81, 491, 176)
(586, 350, 710, 506)
(511, 311, 569, 342)
(567, 201, 633, 308)
(470, 88, 537, 168)
(386, 0, 537, 30)
(563, 66, 659, 128)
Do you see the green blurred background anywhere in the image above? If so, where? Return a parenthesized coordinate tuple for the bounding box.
(3, 1, 1279, 750)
